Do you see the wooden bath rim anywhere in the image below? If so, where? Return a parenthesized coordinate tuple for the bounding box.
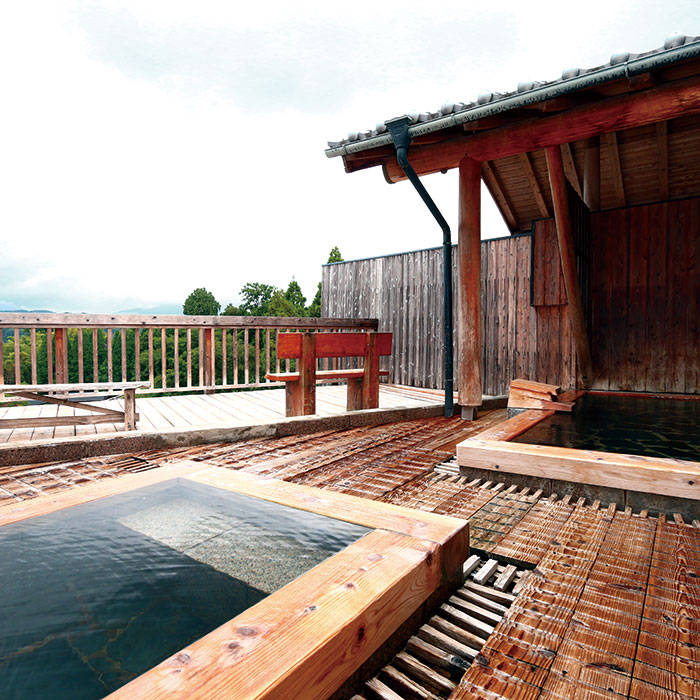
(0, 463, 468, 700)
(457, 390, 700, 501)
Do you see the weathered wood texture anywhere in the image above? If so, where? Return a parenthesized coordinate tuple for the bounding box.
(323, 234, 576, 395)
(589, 197, 700, 393)
(0, 316, 379, 402)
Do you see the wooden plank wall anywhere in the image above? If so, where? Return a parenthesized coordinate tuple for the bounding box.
(322, 233, 576, 395)
(589, 197, 700, 393)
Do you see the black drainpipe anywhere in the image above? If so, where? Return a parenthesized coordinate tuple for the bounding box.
(386, 116, 454, 418)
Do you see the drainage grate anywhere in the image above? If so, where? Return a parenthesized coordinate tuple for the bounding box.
(351, 556, 528, 700)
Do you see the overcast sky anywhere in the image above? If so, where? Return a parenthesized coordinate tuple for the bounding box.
(0, 1, 696, 313)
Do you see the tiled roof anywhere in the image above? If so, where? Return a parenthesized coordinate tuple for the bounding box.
(326, 34, 700, 158)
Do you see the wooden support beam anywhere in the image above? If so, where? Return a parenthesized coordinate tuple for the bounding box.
(656, 120, 669, 200)
(55, 328, 68, 385)
(124, 388, 136, 430)
(382, 75, 700, 181)
(560, 143, 582, 198)
(518, 152, 549, 218)
(583, 136, 600, 211)
(457, 157, 482, 412)
(481, 161, 518, 231)
(545, 146, 594, 388)
(361, 332, 380, 409)
(299, 332, 316, 416)
(603, 131, 626, 208)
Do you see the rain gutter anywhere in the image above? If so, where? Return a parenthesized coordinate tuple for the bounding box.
(385, 116, 454, 418)
(326, 40, 700, 159)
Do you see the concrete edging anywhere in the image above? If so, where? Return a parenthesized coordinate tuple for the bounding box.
(0, 404, 447, 468)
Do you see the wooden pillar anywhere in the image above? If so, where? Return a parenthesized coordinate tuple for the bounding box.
(55, 328, 68, 384)
(299, 332, 316, 415)
(204, 328, 215, 393)
(124, 388, 136, 430)
(457, 156, 482, 418)
(583, 136, 600, 211)
(361, 332, 380, 409)
(545, 146, 594, 388)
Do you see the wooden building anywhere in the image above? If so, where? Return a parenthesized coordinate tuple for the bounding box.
(325, 36, 700, 414)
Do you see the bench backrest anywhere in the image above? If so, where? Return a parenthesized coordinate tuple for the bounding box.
(276, 332, 392, 360)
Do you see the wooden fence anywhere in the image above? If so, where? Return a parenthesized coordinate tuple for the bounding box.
(322, 230, 577, 396)
(0, 314, 377, 402)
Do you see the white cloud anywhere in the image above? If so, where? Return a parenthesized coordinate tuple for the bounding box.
(0, 0, 696, 311)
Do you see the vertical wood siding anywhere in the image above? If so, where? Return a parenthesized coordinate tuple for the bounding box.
(322, 232, 577, 396)
(589, 197, 699, 393)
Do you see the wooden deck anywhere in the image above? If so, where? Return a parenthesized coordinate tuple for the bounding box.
(0, 383, 447, 445)
(1, 410, 698, 700)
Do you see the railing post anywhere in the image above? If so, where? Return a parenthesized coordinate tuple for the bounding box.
(55, 328, 68, 385)
(204, 327, 214, 393)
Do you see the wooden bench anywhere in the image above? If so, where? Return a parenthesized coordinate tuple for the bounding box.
(266, 332, 392, 416)
(0, 382, 150, 432)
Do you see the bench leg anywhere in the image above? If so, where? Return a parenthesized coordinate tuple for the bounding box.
(361, 333, 380, 409)
(346, 378, 363, 411)
(286, 382, 303, 417)
(299, 333, 316, 416)
(124, 388, 136, 430)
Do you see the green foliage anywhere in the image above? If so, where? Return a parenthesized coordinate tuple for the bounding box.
(183, 287, 220, 316)
(284, 279, 306, 311)
(307, 282, 322, 317)
(237, 282, 278, 317)
(267, 291, 299, 317)
(221, 303, 242, 316)
(327, 246, 344, 263)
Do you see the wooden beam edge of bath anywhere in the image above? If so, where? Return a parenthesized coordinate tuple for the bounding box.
(0, 462, 205, 527)
(105, 529, 448, 700)
(456, 438, 700, 501)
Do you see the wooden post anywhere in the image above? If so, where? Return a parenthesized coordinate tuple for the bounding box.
(55, 328, 68, 384)
(299, 332, 316, 415)
(583, 136, 600, 211)
(204, 328, 214, 393)
(545, 145, 594, 388)
(457, 156, 482, 418)
(124, 388, 136, 430)
(346, 378, 363, 411)
(361, 332, 380, 409)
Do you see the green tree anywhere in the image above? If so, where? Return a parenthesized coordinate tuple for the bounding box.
(222, 303, 242, 316)
(284, 279, 306, 315)
(307, 283, 322, 317)
(268, 290, 300, 317)
(183, 287, 220, 315)
(327, 246, 344, 263)
(306, 247, 344, 317)
(237, 282, 279, 316)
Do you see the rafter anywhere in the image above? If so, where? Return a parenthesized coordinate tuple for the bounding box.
(583, 136, 600, 211)
(518, 152, 549, 218)
(656, 120, 669, 200)
(481, 161, 518, 231)
(603, 131, 626, 208)
(560, 143, 582, 198)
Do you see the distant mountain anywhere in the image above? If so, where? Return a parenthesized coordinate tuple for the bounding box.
(115, 304, 182, 315)
(0, 308, 55, 313)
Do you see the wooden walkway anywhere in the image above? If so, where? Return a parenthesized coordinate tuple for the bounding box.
(0, 383, 447, 445)
(1, 411, 698, 700)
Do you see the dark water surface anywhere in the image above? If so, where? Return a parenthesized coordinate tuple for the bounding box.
(0, 480, 369, 699)
(513, 393, 700, 462)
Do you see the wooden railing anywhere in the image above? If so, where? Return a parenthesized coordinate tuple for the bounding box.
(0, 314, 378, 401)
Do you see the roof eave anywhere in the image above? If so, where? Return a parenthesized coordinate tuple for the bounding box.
(325, 40, 700, 161)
